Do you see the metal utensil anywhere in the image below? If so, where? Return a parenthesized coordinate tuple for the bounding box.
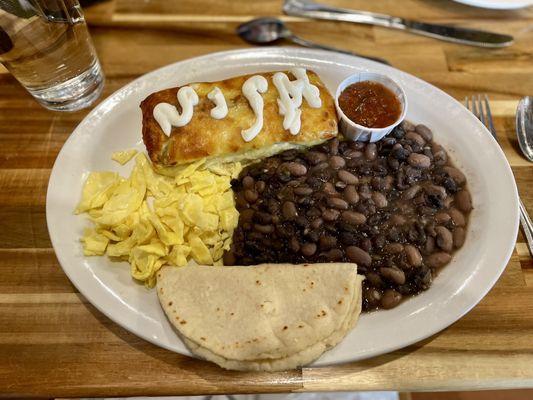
(516, 96, 533, 162)
(464, 94, 533, 257)
(284, 0, 514, 48)
(236, 17, 390, 65)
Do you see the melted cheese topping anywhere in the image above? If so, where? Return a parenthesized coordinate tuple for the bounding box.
(153, 86, 199, 136)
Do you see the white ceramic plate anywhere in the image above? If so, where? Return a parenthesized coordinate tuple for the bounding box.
(452, 0, 532, 9)
(47, 47, 519, 365)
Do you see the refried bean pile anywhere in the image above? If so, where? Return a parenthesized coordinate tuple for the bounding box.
(223, 121, 472, 311)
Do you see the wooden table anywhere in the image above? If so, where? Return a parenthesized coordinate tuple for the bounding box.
(1, 0, 533, 397)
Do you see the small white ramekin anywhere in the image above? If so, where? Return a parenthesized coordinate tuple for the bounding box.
(335, 72, 408, 142)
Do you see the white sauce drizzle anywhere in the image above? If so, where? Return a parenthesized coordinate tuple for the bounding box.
(153, 86, 199, 136)
(291, 67, 322, 109)
(241, 75, 268, 142)
(207, 87, 228, 119)
(273, 72, 304, 135)
(150, 69, 321, 141)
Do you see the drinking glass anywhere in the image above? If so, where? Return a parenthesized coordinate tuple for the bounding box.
(0, 0, 104, 111)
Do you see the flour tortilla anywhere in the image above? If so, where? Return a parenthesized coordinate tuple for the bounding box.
(157, 263, 363, 371)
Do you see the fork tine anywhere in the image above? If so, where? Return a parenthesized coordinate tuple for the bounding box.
(464, 96, 469, 111)
(479, 94, 489, 127)
(472, 94, 481, 121)
(483, 94, 497, 141)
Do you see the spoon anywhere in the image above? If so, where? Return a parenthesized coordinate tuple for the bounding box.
(517, 96, 533, 162)
(237, 17, 390, 65)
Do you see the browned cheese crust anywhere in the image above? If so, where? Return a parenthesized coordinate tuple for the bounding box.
(140, 71, 338, 166)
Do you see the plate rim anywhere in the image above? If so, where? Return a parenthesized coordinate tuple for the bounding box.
(46, 46, 520, 365)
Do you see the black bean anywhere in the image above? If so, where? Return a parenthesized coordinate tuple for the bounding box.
(408, 153, 431, 168)
(380, 266, 406, 285)
(435, 226, 453, 252)
(294, 186, 313, 196)
(405, 131, 426, 146)
(327, 197, 349, 210)
(387, 212, 405, 225)
(295, 216, 309, 228)
(255, 181, 266, 193)
(402, 185, 421, 200)
(454, 190, 473, 212)
(453, 227, 466, 248)
(384, 243, 403, 254)
(341, 211, 367, 225)
(311, 161, 329, 173)
(365, 143, 377, 160)
(401, 120, 416, 132)
(307, 230, 320, 242)
(285, 162, 307, 176)
(381, 289, 402, 309)
(346, 246, 372, 266)
(423, 236, 436, 255)
(388, 157, 400, 170)
(310, 218, 323, 229)
(306, 151, 328, 165)
(322, 209, 340, 221)
(443, 166, 466, 186)
(404, 244, 422, 267)
(290, 237, 301, 252)
(329, 138, 340, 155)
(364, 287, 382, 307)
(367, 272, 384, 287)
(319, 235, 337, 250)
(307, 176, 322, 190)
(449, 208, 466, 227)
(301, 242, 317, 256)
(372, 192, 388, 208)
(359, 184, 372, 200)
(338, 170, 358, 185)
(240, 208, 255, 223)
(242, 176, 255, 189)
(253, 211, 272, 224)
(392, 144, 409, 160)
(425, 252, 452, 268)
(329, 155, 346, 169)
(344, 150, 363, 159)
(244, 189, 258, 203)
(323, 248, 343, 261)
(435, 212, 451, 224)
(254, 224, 274, 234)
(382, 137, 397, 147)
(322, 182, 338, 196)
(344, 185, 359, 204)
(415, 124, 433, 141)
(282, 201, 297, 220)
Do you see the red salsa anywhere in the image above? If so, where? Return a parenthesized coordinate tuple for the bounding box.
(338, 81, 401, 128)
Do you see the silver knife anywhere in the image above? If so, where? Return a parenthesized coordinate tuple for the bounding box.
(283, 0, 514, 48)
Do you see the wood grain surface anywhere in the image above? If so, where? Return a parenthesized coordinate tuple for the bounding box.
(1, 0, 533, 397)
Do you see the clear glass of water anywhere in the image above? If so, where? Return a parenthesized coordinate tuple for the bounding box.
(0, 0, 104, 111)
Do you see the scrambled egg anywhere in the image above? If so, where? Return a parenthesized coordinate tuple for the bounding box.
(76, 152, 242, 287)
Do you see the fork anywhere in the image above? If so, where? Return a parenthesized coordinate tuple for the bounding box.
(464, 94, 533, 257)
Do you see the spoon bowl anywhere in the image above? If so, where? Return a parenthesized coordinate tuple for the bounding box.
(237, 17, 290, 45)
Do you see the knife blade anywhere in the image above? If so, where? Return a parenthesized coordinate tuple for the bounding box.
(283, 0, 514, 48)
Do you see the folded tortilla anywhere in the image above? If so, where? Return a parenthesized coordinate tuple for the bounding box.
(157, 263, 363, 371)
(141, 70, 338, 167)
